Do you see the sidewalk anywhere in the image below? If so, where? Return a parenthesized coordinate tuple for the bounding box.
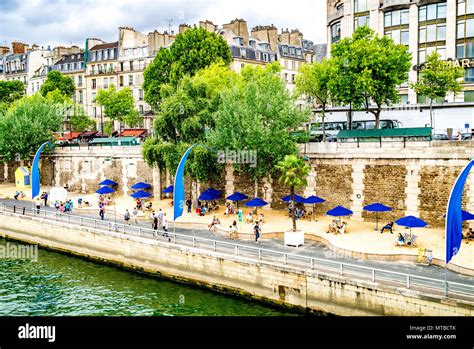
(1, 183, 472, 273)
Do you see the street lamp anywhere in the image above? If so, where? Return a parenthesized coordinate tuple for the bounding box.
(263, 186, 268, 200)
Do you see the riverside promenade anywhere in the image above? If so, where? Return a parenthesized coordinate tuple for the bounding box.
(0, 198, 472, 316)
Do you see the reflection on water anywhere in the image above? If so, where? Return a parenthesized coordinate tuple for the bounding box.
(0, 238, 296, 316)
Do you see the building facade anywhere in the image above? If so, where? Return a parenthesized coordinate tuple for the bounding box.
(327, 0, 474, 105)
(325, 0, 474, 133)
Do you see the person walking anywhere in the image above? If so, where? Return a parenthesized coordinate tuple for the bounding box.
(35, 197, 41, 214)
(152, 215, 159, 238)
(237, 208, 243, 223)
(124, 209, 131, 225)
(99, 203, 105, 220)
(157, 209, 164, 229)
(162, 213, 168, 237)
(186, 198, 192, 213)
(132, 208, 139, 224)
(254, 221, 261, 243)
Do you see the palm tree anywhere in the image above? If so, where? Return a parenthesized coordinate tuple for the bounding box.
(276, 154, 310, 232)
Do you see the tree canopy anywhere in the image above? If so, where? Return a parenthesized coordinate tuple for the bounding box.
(410, 52, 464, 127)
(329, 26, 411, 128)
(40, 70, 75, 98)
(0, 80, 25, 106)
(0, 94, 64, 161)
(143, 27, 232, 109)
(208, 63, 310, 182)
(96, 86, 142, 129)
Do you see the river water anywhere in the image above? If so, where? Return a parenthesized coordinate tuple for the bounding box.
(0, 238, 296, 316)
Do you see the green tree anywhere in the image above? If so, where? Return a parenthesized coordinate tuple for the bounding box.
(330, 26, 411, 128)
(96, 86, 142, 131)
(410, 52, 464, 129)
(0, 80, 25, 105)
(296, 59, 333, 141)
(40, 70, 75, 98)
(70, 111, 96, 132)
(143, 63, 238, 183)
(275, 154, 310, 232)
(208, 63, 310, 189)
(0, 94, 64, 161)
(143, 27, 232, 109)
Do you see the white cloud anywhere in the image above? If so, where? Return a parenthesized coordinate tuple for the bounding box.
(0, 0, 327, 48)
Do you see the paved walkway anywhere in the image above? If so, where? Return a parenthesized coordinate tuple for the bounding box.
(1, 198, 473, 288)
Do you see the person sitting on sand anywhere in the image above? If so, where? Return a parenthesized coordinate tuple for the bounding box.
(208, 216, 220, 232)
(337, 221, 347, 235)
(381, 221, 394, 234)
(245, 212, 253, 224)
(327, 219, 338, 234)
(396, 233, 405, 247)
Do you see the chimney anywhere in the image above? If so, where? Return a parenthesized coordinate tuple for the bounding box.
(290, 29, 303, 47)
(251, 24, 278, 51)
(179, 23, 191, 34)
(12, 41, 28, 54)
(223, 19, 249, 45)
(199, 20, 217, 33)
(0, 46, 10, 55)
(279, 29, 290, 45)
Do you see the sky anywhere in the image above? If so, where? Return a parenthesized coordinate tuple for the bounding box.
(0, 0, 327, 49)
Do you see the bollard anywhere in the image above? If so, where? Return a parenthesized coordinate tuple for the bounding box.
(13, 205, 16, 214)
(372, 269, 375, 282)
(406, 275, 410, 289)
(22, 207, 25, 215)
(310, 258, 314, 269)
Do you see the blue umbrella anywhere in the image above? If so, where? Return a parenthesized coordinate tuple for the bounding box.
(395, 216, 427, 228)
(245, 197, 268, 215)
(281, 194, 306, 203)
(363, 203, 392, 230)
(96, 186, 115, 195)
(303, 195, 325, 221)
(326, 206, 353, 222)
(395, 216, 427, 237)
(99, 179, 117, 186)
(130, 190, 152, 199)
(443, 210, 474, 221)
(203, 188, 221, 197)
(163, 185, 174, 193)
(227, 192, 248, 201)
(226, 192, 248, 210)
(199, 191, 219, 201)
(131, 182, 151, 190)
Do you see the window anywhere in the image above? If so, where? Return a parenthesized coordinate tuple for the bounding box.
(354, 0, 368, 13)
(234, 37, 243, 46)
(457, 42, 474, 58)
(458, 0, 474, 16)
(130, 61, 134, 71)
(128, 75, 133, 86)
(92, 78, 96, 89)
(110, 77, 115, 87)
(77, 75, 82, 87)
(465, 68, 474, 83)
(354, 14, 370, 29)
(103, 50, 108, 60)
(386, 29, 410, 45)
(93, 107, 97, 117)
(119, 76, 124, 87)
(103, 77, 108, 89)
(384, 9, 409, 27)
(91, 51, 96, 61)
(139, 105, 144, 115)
(92, 92, 96, 102)
(97, 50, 102, 61)
(139, 89, 143, 100)
(331, 22, 341, 43)
(398, 94, 409, 105)
(465, 91, 474, 102)
(138, 60, 144, 70)
(419, 2, 447, 22)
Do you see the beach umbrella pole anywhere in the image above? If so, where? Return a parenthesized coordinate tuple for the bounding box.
(376, 212, 379, 231)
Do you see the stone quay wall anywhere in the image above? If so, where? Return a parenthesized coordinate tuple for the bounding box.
(0, 211, 471, 316)
(1, 141, 473, 228)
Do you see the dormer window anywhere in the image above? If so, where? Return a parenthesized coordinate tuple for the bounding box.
(249, 40, 256, 48)
(259, 43, 270, 50)
(234, 37, 244, 46)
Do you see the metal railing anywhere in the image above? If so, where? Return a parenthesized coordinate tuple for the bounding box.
(1, 203, 473, 302)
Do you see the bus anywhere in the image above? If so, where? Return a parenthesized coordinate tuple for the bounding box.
(309, 119, 403, 141)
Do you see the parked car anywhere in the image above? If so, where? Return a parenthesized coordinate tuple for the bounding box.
(432, 134, 449, 141)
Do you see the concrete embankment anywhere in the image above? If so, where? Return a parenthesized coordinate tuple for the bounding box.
(0, 211, 472, 316)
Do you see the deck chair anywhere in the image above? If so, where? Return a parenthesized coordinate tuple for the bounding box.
(403, 233, 418, 246)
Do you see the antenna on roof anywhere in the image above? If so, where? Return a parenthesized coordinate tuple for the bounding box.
(163, 19, 173, 34)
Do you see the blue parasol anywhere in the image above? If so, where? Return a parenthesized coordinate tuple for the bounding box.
(131, 182, 151, 190)
(130, 190, 152, 199)
(303, 195, 325, 221)
(363, 203, 392, 230)
(163, 185, 174, 193)
(99, 179, 117, 186)
(226, 192, 249, 201)
(281, 194, 306, 203)
(96, 186, 115, 195)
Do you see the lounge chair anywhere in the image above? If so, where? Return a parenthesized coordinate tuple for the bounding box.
(403, 233, 418, 246)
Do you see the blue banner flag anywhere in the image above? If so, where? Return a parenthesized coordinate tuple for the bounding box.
(31, 142, 50, 199)
(445, 159, 474, 264)
(173, 144, 199, 221)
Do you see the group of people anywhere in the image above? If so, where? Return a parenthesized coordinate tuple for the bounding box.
(13, 190, 25, 200)
(327, 219, 347, 235)
(53, 199, 74, 213)
(195, 200, 218, 216)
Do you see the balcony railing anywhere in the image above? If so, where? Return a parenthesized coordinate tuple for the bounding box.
(328, 7, 344, 24)
(380, 0, 415, 10)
